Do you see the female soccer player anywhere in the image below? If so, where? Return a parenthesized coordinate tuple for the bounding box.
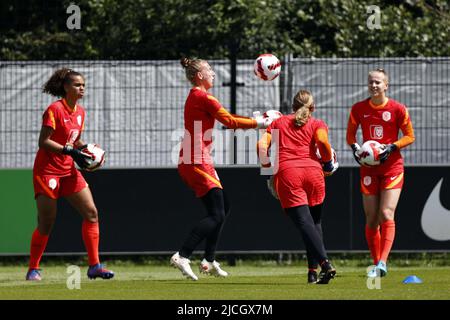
(257, 89, 338, 284)
(346, 68, 415, 278)
(171, 57, 272, 281)
(26, 68, 114, 281)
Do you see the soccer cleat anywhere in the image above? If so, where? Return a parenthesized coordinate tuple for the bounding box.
(87, 263, 114, 280)
(367, 265, 379, 278)
(26, 269, 42, 281)
(376, 260, 387, 277)
(170, 252, 198, 281)
(199, 259, 229, 277)
(316, 261, 336, 284)
(307, 270, 318, 284)
(367, 261, 387, 278)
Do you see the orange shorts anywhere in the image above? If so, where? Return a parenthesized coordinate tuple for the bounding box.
(33, 170, 88, 199)
(178, 163, 223, 198)
(275, 167, 325, 209)
(360, 171, 404, 195)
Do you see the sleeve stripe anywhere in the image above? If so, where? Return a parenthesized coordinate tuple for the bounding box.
(48, 110, 56, 129)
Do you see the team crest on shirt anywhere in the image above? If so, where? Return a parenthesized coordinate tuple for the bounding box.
(77, 115, 82, 126)
(382, 111, 391, 122)
(363, 176, 372, 186)
(370, 125, 383, 139)
(48, 178, 57, 190)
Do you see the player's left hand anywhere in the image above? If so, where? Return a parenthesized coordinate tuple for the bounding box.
(323, 160, 339, 177)
(255, 116, 272, 129)
(379, 143, 397, 163)
(266, 176, 279, 199)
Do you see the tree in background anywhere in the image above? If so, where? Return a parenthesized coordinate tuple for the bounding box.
(0, 0, 448, 60)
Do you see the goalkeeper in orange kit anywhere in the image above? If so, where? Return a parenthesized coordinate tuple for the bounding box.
(346, 68, 415, 278)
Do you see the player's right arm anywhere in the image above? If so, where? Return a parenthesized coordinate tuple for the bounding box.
(346, 107, 363, 165)
(39, 107, 66, 154)
(204, 93, 269, 129)
(38, 125, 65, 154)
(346, 108, 359, 147)
(214, 107, 257, 129)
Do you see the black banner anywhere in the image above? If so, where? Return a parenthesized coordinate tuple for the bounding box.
(46, 167, 450, 252)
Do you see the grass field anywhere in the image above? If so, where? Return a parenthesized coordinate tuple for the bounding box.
(1, 258, 449, 300)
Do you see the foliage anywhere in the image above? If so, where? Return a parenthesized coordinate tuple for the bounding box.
(0, 0, 449, 60)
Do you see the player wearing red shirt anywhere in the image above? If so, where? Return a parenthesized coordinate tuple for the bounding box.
(171, 58, 271, 281)
(26, 68, 113, 281)
(346, 69, 415, 278)
(258, 89, 338, 284)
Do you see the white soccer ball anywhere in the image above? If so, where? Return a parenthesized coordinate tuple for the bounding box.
(254, 54, 281, 81)
(78, 144, 106, 171)
(315, 146, 337, 165)
(358, 140, 382, 166)
(263, 109, 283, 121)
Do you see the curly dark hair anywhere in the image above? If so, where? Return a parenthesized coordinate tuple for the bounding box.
(42, 68, 84, 97)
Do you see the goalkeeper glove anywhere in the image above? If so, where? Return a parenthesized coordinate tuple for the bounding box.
(255, 117, 272, 129)
(351, 143, 363, 166)
(253, 111, 272, 129)
(323, 160, 339, 177)
(379, 143, 397, 163)
(266, 176, 279, 199)
(62, 144, 93, 169)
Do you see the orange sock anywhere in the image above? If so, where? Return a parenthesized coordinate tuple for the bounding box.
(365, 225, 381, 265)
(82, 221, 100, 266)
(29, 229, 49, 270)
(380, 220, 395, 262)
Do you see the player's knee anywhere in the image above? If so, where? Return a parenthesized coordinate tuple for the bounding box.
(380, 208, 395, 220)
(84, 206, 98, 222)
(38, 219, 55, 235)
(212, 212, 226, 225)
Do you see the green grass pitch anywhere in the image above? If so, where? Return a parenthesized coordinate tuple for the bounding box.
(1, 262, 449, 300)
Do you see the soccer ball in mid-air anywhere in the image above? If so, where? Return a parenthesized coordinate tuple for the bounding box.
(254, 54, 281, 81)
(315, 146, 338, 166)
(78, 144, 106, 171)
(358, 140, 383, 166)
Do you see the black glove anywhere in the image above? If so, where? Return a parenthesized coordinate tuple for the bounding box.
(62, 144, 93, 169)
(351, 143, 362, 165)
(323, 160, 339, 176)
(379, 144, 397, 163)
(266, 176, 279, 199)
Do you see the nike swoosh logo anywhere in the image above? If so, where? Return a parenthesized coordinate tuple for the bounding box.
(421, 178, 450, 241)
(64, 119, 70, 122)
(390, 176, 397, 180)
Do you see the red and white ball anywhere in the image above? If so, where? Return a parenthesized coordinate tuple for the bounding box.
(358, 140, 382, 166)
(78, 143, 106, 171)
(254, 54, 281, 81)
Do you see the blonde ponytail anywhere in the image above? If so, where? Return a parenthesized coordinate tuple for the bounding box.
(292, 90, 314, 127)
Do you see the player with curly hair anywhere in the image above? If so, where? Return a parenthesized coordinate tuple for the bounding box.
(26, 68, 114, 281)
